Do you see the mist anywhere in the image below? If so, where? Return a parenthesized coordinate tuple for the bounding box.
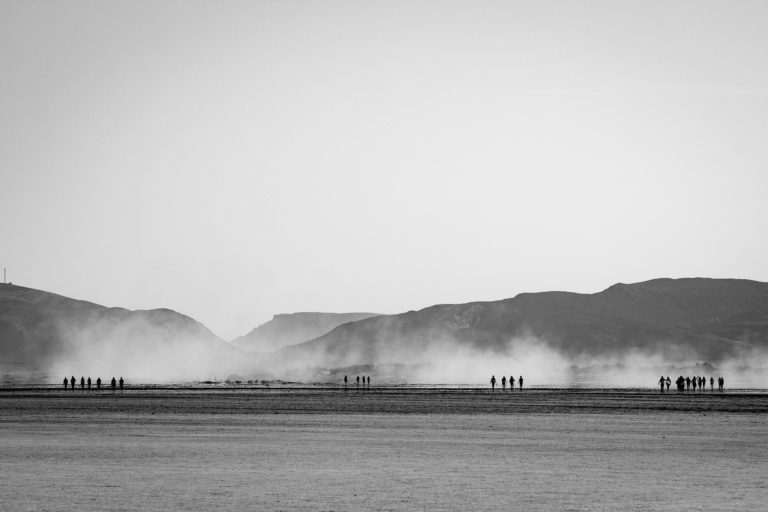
(256, 334, 768, 388)
(43, 310, 254, 384)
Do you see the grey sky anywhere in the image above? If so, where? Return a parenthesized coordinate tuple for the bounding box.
(2, 1, 767, 340)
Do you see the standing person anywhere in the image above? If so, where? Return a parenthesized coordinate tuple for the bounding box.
(665, 376, 671, 391)
(501, 376, 507, 390)
(96, 377, 101, 390)
(658, 376, 665, 392)
(367, 376, 370, 389)
(344, 375, 348, 389)
(710, 377, 714, 391)
(70, 376, 76, 390)
(119, 377, 124, 390)
(692, 377, 697, 391)
(63, 377, 68, 389)
(356, 376, 360, 390)
(490, 375, 496, 390)
(518, 376, 524, 390)
(510, 376, 515, 390)
(111, 377, 116, 390)
(87, 377, 91, 390)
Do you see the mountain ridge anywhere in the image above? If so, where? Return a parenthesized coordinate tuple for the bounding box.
(278, 278, 768, 368)
(0, 283, 244, 381)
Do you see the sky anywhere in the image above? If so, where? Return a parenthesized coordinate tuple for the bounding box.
(2, 0, 767, 340)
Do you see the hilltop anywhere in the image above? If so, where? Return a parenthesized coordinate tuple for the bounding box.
(0, 283, 245, 382)
(231, 312, 380, 352)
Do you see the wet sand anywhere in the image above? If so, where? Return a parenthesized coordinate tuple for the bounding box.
(2, 388, 767, 511)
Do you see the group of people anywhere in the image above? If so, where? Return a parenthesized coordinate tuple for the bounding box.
(657, 375, 725, 392)
(63, 375, 123, 390)
(344, 375, 370, 389)
(490, 375, 523, 390)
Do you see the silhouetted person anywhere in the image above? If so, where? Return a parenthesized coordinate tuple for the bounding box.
(70, 376, 76, 390)
(96, 377, 101, 390)
(718, 376, 724, 391)
(356, 376, 360, 390)
(490, 375, 496, 390)
(685, 377, 691, 390)
(658, 376, 665, 392)
(111, 377, 116, 390)
(87, 377, 91, 390)
(344, 375, 348, 389)
(510, 376, 515, 390)
(518, 376, 523, 390)
(692, 377, 697, 391)
(676, 376, 684, 391)
(710, 377, 714, 390)
(119, 377, 124, 390)
(63, 377, 68, 389)
(665, 376, 671, 390)
(501, 376, 507, 390)
(367, 376, 370, 388)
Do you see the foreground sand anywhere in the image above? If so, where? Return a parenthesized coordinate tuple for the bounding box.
(1, 388, 766, 511)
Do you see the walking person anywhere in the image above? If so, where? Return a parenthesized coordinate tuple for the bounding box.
(518, 376, 523, 390)
(658, 376, 665, 392)
(63, 377, 68, 389)
(87, 377, 91, 390)
(501, 376, 507, 390)
(96, 377, 101, 390)
(111, 377, 116, 391)
(710, 377, 714, 391)
(70, 376, 76, 390)
(510, 376, 515, 390)
(665, 376, 671, 391)
(344, 375, 348, 389)
(490, 375, 496, 390)
(119, 377, 124, 390)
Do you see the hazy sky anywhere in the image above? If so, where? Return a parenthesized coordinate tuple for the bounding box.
(2, 1, 767, 339)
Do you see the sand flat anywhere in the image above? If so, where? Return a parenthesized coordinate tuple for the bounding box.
(1, 388, 766, 511)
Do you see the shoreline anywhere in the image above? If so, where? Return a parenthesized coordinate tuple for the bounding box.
(2, 386, 767, 415)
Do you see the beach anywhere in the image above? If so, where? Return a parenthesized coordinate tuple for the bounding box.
(1, 387, 766, 511)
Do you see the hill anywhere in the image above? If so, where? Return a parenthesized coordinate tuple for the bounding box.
(0, 283, 246, 382)
(231, 312, 380, 352)
(277, 278, 768, 373)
